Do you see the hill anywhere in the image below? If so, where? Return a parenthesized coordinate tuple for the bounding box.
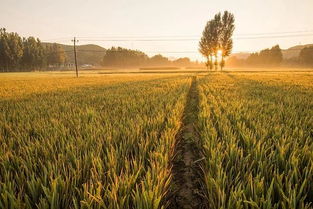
(282, 44, 313, 59)
(230, 44, 313, 60)
(43, 43, 106, 65)
(230, 52, 251, 59)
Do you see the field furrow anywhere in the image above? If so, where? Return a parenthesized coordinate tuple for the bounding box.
(167, 76, 207, 209)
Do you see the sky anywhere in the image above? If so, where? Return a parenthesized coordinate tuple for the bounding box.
(1, 0, 313, 60)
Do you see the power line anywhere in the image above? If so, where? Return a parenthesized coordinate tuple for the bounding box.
(41, 30, 313, 42)
(234, 30, 313, 36)
(73, 47, 310, 54)
(235, 33, 313, 40)
(46, 30, 312, 58)
(76, 30, 313, 39)
(76, 34, 313, 42)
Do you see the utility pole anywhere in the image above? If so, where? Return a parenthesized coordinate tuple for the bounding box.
(72, 37, 79, 77)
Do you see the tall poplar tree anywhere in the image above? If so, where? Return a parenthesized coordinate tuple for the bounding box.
(199, 20, 215, 70)
(220, 11, 235, 70)
(199, 11, 235, 70)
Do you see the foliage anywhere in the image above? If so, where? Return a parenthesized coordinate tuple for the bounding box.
(149, 54, 169, 66)
(46, 43, 66, 67)
(22, 37, 46, 69)
(246, 45, 283, 66)
(0, 28, 23, 71)
(227, 45, 283, 67)
(199, 20, 215, 70)
(102, 47, 200, 68)
(299, 46, 313, 66)
(0, 28, 66, 71)
(102, 47, 149, 67)
(220, 11, 235, 69)
(199, 11, 235, 70)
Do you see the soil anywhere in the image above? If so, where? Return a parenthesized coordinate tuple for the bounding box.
(167, 76, 208, 209)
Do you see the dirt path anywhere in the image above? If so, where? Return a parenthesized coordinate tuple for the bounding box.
(167, 76, 207, 209)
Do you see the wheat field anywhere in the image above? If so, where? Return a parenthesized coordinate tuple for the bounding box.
(0, 70, 312, 209)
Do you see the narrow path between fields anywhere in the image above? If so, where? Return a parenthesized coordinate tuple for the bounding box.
(167, 76, 207, 209)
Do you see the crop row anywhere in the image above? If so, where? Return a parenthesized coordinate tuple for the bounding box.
(0, 75, 191, 209)
(197, 73, 313, 208)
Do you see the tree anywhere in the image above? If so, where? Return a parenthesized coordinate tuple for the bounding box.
(55, 44, 65, 66)
(35, 38, 46, 69)
(269, 45, 283, 65)
(0, 29, 23, 71)
(173, 57, 191, 67)
(211, 13, 222, 70)
(102, 47, 149, 67)
(246, 45, 282, 66)
(199, 20, 215, 70)
(0, 28, 8, 71)
(199, 11, 235, 71)
(246, 52, 260, 66)
(46, 43, 65, 68)
(7, 32, 23, 70)
(220, 11, 235, 70)
(0, 28, 50, 71)
(102, 47, 199, 68)
(149, 54, 169, 66)
(22, 37, 39, 69)
(22, 37, 46, 70)
(299, 46, 313, 66)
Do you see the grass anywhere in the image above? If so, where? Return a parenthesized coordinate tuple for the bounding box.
(0, 73, 191, 208)
(139, 67, 181, 70)
(197, 72, 313, 208)
(0, 70, 312, 208)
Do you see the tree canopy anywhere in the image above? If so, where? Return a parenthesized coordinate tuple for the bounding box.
(199, 11, 235, 70)
(246, 45, 283, 66)
(299, 46, 313, 66)
(0, 28, 66, 71)
(102, 47, 201, 68)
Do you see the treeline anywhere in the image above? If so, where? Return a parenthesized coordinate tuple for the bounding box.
(246, 45, 283, 66)
(0, 28, 66, 72)
(227, 45, 313, 67)
(284, 46, 313, 67)
(299, 46, 313, 66)
(102, 47, 202, 68)
(227, 45, 283, 67)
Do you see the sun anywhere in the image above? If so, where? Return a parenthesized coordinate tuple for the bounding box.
(216, 49, 223, 62)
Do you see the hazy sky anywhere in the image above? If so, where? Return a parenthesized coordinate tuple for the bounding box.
(1, 0, 313, 60)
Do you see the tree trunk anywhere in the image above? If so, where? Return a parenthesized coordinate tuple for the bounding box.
(214, 54, 218, 70)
